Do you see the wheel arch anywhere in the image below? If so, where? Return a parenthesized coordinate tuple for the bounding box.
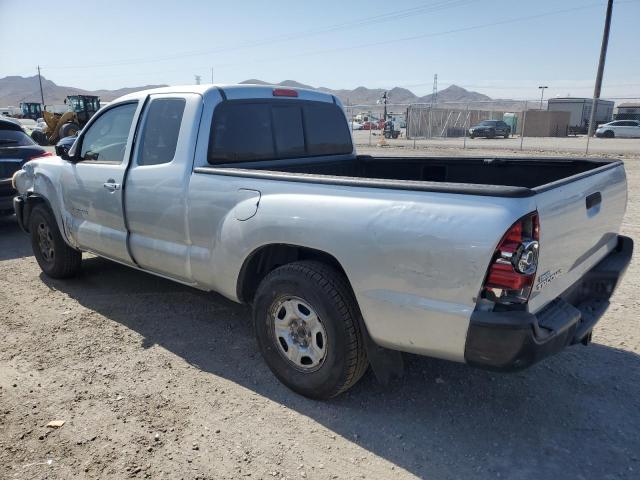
(236, 243, 351, 304)
(21, 193, 55, 233)
(240, 243, 405, 385)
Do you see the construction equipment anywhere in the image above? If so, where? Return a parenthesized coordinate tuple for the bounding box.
(19, 102, 43, 120)
(32, 95, 100, 146)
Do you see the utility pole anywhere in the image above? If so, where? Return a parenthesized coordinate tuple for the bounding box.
(382, 91, 388, 120)
(431, 74, 438, 105)
(37, 65, 45, 108)
(587, 0, 614, 137)
(194, 75, 201, 85)
(538, 86, 548, 110)
(377, 91, 389, 146)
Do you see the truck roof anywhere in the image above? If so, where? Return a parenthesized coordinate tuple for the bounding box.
(114, 84, 337, 104)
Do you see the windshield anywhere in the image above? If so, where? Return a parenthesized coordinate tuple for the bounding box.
(479, 120, 497, 126)
(0, 129, 36, 146)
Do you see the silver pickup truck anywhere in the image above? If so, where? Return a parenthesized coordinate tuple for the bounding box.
(12, 84, 633, 399)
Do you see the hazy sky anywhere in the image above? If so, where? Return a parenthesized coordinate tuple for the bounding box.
(1, 0, 639, 100)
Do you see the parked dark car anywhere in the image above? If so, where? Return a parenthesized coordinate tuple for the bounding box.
(469, 120, 511, 138)
(0, 118, 51, 215)
(55, 134, 78, 156)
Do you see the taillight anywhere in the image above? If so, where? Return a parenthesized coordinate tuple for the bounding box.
(482, 212, 539, 304)
(28, 151, 54, 161)
(272, 88, 298, 97)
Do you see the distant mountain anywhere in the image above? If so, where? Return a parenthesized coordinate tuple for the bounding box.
(1, 75, 519, 111)
(0, 75, 167, 106)
(240, 79, 503, 108)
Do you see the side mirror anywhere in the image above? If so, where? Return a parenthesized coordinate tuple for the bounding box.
(59, 135, 81, 162)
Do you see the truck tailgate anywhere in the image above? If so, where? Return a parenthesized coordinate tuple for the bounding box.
(528, 162, 627, 313)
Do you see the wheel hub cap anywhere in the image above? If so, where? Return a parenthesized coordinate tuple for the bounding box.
(271, 296, 327, 371)
(37, 222, 55, 262)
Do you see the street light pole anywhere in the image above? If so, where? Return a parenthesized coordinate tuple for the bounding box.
(587, 0, 614, 137)
(538, 86, 548, 110)
(37, 65, 45, 108)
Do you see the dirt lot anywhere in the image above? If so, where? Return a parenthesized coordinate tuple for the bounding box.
(1, 147, 639, 480)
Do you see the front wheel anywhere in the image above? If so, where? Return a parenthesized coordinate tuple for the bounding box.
(603, 130, 615, 138)
(253, 261, 368, 399)
(504, 132, 510, 138)
(29, 205, 82, 278)
(59, 122, 80, 139)
(31, 130, 49, 146)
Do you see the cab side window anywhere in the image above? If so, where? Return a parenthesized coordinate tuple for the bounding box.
(138, 98, 186, 166)
(79, 103, 137, 164)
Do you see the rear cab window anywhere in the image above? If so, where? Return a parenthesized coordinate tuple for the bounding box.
(138, 98, 186, 166)
(208, 100, 352, 164)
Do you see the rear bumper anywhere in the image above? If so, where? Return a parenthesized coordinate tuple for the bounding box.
(0, 195, 15, 213)
(464, 235, 633, 371)
(0, 178, 16, 213)
(0, 194, 16, 214)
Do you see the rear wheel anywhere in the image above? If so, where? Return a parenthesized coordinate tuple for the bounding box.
(253, 261, 368, 399)
(504, 131, 510, 138)
(59, 122, 80, 139)
(29, 205, 81, 278)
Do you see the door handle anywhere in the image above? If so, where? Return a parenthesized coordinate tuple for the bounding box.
(103, 180, 121, 192)
(586, 192, 601, 209)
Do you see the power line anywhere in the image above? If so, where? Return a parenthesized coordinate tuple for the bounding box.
(41, 0, 474, 70)
(204, 2, 612, 72)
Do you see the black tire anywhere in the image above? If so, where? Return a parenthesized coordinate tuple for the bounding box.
(31, 130, 49, 146)
(603, 130, 614, 138)
(504, 131, 510, 138)
(253, 261, 368, 399)
(59, 122, 80, 139)
(470, 134, 475, 139)
(29, 205, 81, 278)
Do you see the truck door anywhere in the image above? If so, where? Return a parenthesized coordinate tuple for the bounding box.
(124, 93, 200, 281)
(61, 101, 139, 263)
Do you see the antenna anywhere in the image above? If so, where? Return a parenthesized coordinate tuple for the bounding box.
(195, 75, 201, 85)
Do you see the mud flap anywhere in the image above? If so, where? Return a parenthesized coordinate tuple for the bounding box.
(363, 328, 404, 385)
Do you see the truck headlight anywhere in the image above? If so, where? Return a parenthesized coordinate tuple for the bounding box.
(12, 169, 33, 193)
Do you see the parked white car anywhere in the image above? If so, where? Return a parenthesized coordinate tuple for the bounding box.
(595, 120, 640, 138)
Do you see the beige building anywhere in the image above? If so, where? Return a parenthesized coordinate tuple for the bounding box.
(522, 110, 570, 137)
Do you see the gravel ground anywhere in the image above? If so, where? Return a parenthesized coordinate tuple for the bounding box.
(1, 147, 639, 480)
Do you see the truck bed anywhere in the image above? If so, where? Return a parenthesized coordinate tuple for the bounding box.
(197, 155, 620, 197)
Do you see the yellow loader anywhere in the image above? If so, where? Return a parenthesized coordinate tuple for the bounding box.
(32, 95, 100, 146)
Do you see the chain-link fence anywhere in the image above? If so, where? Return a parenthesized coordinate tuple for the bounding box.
(343, 97, 640, 156)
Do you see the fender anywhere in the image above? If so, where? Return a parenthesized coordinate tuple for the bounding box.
(19, 193, 77, 250)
